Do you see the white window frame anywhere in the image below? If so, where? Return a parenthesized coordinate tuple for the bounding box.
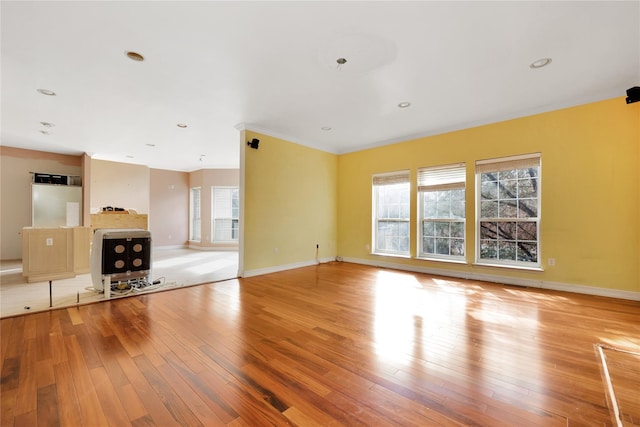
(418, 163, 466, 262)
(475, 153, 541, 269)
(212, 186, 239, 243)
(372, 170, 411, 257)
(189, 187, 201, 242)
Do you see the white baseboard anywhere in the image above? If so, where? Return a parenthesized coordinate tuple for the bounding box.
(153, 244, 188, 250)
(187, 244, 239, 251)
(241, 257, 334, 278)
(341, 257, 640, 301)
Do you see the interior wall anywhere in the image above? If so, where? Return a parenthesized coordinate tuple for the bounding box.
(188, 168, 239, 248)
(150, 168, 189, 247)
(337, 97, 640, 293)
(0, 147, 81, 260)
(90, 159, 150, 214)
(242, 131, 338, 275)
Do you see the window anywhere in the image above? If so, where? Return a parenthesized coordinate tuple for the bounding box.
(212, 187, 239, 242)
(372, 171, 410, 256)
(418, 163, 466, 260)
(189, 187, 201, 241)
(476, 154, 541, 267)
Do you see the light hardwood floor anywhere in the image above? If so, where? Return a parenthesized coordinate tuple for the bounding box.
(0, 249, 238, 318)
(1, 262, 639, 426)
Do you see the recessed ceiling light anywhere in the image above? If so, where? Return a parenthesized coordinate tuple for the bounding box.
(530, 58, 552, 69)
(126, 155, 134, 159)
(126, 51, 145, 62)
(321, 126, 332, 131)
(146, 143, 156, 147)
(39, 130, 50, 135)
(37, 89, 56, 96)
(177, 123, 187, 128)
(40, 121, 55, 127)
(398, 102, 411, 108)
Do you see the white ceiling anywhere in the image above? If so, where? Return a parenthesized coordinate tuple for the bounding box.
(2, 1, 639, 172)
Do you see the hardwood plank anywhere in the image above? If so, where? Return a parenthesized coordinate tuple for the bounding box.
(89, 366, 132, 427)
(116, 353, 182, 427)
(36, 383, 60, 427)
(52, 361, 82, 427)
(64, 335, 110, 426)
(117, 383, 149, 423)
(14, 337, 37, 416)
(133, 354, 203, 426)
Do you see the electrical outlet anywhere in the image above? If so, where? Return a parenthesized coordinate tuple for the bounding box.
(274, 247, 279, 254)
(46, 238, 53, 246)
(548, 258, 555, 266)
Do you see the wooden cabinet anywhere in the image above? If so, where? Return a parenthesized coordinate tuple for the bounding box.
(22, 227, 91, 283)
(90, 213, 148, 230)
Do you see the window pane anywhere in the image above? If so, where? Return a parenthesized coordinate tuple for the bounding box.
(517, 179, 537, 198)
(423, 237, 435, 254)
(451, 200, 465, 218)
(481, 200, 498, 218)
(480, 221, 497, 240)
(517, 222, 537, 240)
(376, 220, 409, 253)
(518, 168, 538, 180)
(435, 238, 450, 255)
(481, 181, 498, 200)
(499, 170, 518, 180)
(451, 222, 464, 238)
(499, 179, 517, 199)
(435, 222, 449, 237)
(423, 193, 437, 217)
(518, 199, 538, 218)
(498, 241, 517, 260)
(499, 200, 518, 218)
(517, 242, 538, 262)
(423, 221, 435, 237)
(436, 200, 451, 218)
(480, 240, 497, 259)
(451, 239, 465, 256)
(497, 222, 516, 241)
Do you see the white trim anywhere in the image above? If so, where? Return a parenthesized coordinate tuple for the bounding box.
(188, 243, 238, 251)
(476, 152, 540, 166)
(153, 244, 188, 250)
(241, 257, 335, 278)
(340, 257, 640, 301)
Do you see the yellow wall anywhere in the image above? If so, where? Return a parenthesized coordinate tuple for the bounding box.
(242, 131, 338, 273)
(338, 97, 639, 292)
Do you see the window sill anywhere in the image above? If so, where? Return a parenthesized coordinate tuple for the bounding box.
(416, 256, 467, 265)
(473, 262, 543, 272)
(371, 252, 411, 259)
